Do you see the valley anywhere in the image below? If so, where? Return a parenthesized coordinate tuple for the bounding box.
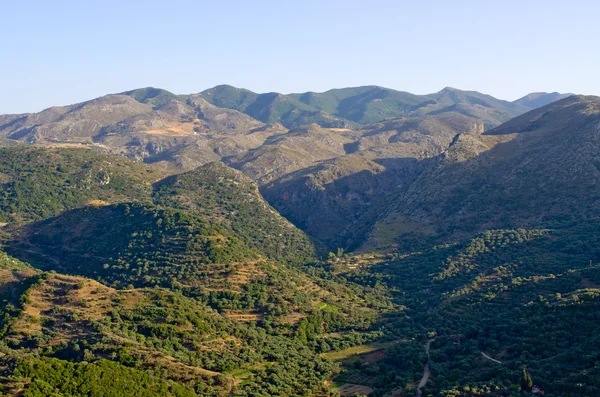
(0, 87, 598, 397)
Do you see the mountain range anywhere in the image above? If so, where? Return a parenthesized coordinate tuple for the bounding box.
(0, 85, 572, 249)
(2, 85, 600, 397)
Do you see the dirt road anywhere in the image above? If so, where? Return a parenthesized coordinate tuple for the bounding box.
(416, 337, 436, 397)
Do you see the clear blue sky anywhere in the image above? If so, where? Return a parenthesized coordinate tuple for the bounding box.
(2, 0, 599, 113)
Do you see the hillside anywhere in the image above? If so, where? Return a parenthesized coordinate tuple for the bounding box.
(0, 147, 393, 396)
(0, 147, 165, 223)
(0, 147, 317, 265)
(0, 264, 375, 397)
(301, 95, 600, 397)
(330, 222, 600, 396)
(152, 162, 317, 264)
(1, 92, 600, 397)
(261, 113, 488, 249)
(363, 95, 600, 251)
(228, 124, 354, 185)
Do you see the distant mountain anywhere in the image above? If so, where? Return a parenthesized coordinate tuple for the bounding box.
(0, 85, 570, 177)
(294, 86, 528, 127)
(199, 85, 353, 129)
(200, 85, 539, 129)
(289, 85, 428, 124)
(0, 88, 282, 171)
(513, 91, 573, 109)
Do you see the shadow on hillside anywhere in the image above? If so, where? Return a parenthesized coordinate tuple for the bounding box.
(260, 157, 429, 251)
(260, 107, 600, 253)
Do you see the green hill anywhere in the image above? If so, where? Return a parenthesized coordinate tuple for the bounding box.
(152, 162, 317, 264)
(0, 267, 344, 397)
(290, 85, 428, 124)
(337, 222, 600, 396)
(121, 87, 181, 108)
(0, 146, 391, 396)
(0, 147, 164, 223)
(201, 85, 553, 128)
(200, 85, 353, 128)
(0, 147, 318, 269)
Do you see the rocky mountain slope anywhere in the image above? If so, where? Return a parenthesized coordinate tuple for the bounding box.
(363, 95, 600, 251)
(0, 86, 572, 252)
(0, 86, 568, 178)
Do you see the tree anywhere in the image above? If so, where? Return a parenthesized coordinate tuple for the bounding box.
(520, 367, 533, 392)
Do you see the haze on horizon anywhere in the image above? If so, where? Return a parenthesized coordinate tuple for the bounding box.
(1, 0, 598, 114)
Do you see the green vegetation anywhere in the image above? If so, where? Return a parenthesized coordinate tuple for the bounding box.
(200, 85, 352, 128)
(332, 223, 600, 396)
(153, 162, 317, 264)
(0, 147, 161, 223)
(0, 146, 390, 396)
(14, 358, 196, 397)
(0, 261, 385, 396)
(122, 87, 180, 109)
(9, 202, 254, 288)
(0, 94, 599, 396)
(202, 84, 533, 127)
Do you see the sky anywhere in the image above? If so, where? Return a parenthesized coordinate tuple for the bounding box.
(1, 0, 599, 113)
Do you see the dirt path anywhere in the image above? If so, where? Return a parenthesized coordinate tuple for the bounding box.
(481, 352, 502, 364)
(416, 338, 436, 397)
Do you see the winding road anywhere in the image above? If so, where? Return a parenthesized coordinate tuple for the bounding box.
(416, 338, 436, 397)
(413, 341, 503, 396)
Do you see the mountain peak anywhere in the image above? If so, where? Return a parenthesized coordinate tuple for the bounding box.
(513, 91, 573, 110)
(438, 86, 462, 93)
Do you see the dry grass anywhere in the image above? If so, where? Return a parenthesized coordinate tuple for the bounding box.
(227, 261, 266, 286)
(143, 122, 197, 136)
(277, 312, 305, 326)
(322, 344, 381, 362)
(82, 200, 111, 207)
(322, 339, 407, 362)
(326, 128, 352, 132)
(337, 383, 374, 396)
(225, 311, 263, 322)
